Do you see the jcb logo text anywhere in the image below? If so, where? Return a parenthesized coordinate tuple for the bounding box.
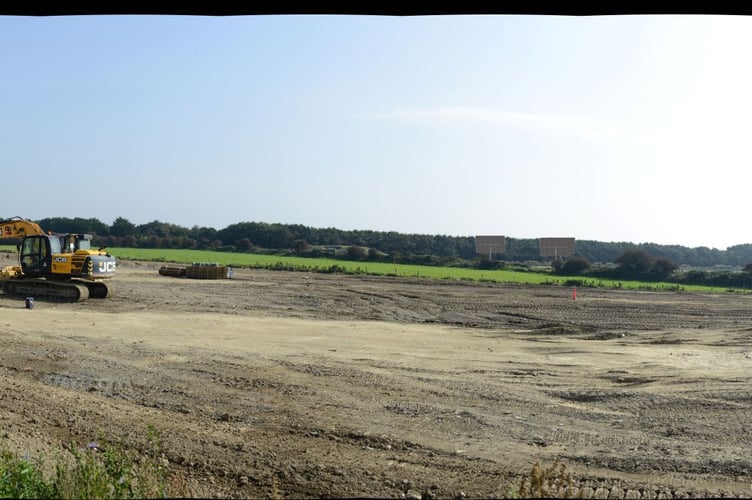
(98, 262, 116, 273)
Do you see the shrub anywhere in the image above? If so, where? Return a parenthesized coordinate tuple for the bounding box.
(615, 249, 677, 281)
(559, 256, 590, 275)
(346, 245, 368, 261)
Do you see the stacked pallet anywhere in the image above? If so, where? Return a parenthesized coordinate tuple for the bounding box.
(158, 262, 229, 279)
(185, 262, 228, 279)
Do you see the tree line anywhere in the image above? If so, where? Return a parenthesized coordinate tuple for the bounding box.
(25, 216, 752, 270)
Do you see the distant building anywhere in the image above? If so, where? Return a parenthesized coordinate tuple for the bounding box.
(475, 235, 506, 258)
(539, 237, 576, 259)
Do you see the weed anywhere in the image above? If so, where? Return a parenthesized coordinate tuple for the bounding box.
(516, 460, 579, 498)
(0, 427, 192, 499)
(0, 449, 57, 498)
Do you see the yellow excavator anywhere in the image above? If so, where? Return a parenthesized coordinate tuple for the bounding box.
(0, 216, 116, 301)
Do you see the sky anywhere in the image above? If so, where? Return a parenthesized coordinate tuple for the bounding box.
(1, 13, 751, 249)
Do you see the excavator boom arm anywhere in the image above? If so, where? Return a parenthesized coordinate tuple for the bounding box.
(0, 217, 45, 238)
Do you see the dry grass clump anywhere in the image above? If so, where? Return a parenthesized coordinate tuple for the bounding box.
(517, 460, 580, 498)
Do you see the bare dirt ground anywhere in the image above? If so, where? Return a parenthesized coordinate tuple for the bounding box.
(1, 254, 752, 499)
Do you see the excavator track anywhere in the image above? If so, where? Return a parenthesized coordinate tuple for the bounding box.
(78, 280, 111, 299)
(3, 278, 90, 302)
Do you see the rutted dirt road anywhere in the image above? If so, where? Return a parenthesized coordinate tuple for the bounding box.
(1, 256, 752, 498)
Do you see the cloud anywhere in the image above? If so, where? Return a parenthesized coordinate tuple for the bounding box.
(360, 106, 653, 144)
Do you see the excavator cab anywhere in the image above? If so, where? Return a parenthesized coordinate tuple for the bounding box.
(19, 235, 54, 277)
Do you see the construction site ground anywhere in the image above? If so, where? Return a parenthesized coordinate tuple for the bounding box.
(1, 254, 751, 499)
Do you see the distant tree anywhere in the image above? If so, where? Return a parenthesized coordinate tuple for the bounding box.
(505, 238, 540, 262)
(560, 256, 590, 275)
(551, 258, 563, 273)
(293, 239, 310, 254)
(110, 217, 136, 237)
(137, 220, 187, 239)
(615, 249, 677, 281)
(192, 226, 218, 248)
(367, 247, 385, 261)
(650, 257, 679, 280)
(123, 235, 137, 247)
(615, 249, 654, 277)
(727, 245, 752, 268)
(743, 262, 752, 273)
(236, 238, 254, 252)
(476, 254, 500, 270)
(39, 217, 110, 236)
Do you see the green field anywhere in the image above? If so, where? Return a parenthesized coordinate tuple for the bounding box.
(0, 245, 732, 293)
(106, 247, 720, 292)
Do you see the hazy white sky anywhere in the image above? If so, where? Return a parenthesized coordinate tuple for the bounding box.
(2, 14, 750, 249)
